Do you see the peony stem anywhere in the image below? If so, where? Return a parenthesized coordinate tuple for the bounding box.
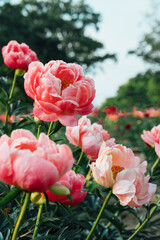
(37, 125, 41, 138)
(5, 70, 18, 126)
(151, 158, 160, 172)
(74, 152, 84, 172)
(128, 195, 160, 240)
(47, 122, 54, 136)
(32, 204, 43, 239)
(86, 189, 112, 240)
(12, 192, 31, 240)
(85, 168, 92, 181)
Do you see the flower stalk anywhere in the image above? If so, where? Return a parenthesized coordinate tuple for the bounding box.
(74, 151, 84, 172)
(86, 189, 112, 240)
(12, 192, 31, 240)
(128, 195, 160, 240)
(32, 204, 43, 239)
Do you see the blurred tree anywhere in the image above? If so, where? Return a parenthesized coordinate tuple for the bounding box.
(128, 22, 160, 67)
(101, 71, 160, 111)
(0, 0, 116, 68)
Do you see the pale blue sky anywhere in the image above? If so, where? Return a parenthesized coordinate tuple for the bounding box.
(86, 0, 156, 106)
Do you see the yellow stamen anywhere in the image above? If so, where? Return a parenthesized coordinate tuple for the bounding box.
(111, 165, 124, 180)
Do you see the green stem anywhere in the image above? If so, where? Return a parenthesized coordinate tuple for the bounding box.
(85, 168, 92, 181)
(32, 204, 43, 239)
(5, 70, 18, 126)
(37, 125, 41, 139)
(47, 122, 54, 136)
(86, 189, 112, 240)
(151, 158, 160, 172)
(128, 195, 160, 240)
(73, 152, 84, 172)
(12, 192, 31, 240)
(52, 204, 58, 217)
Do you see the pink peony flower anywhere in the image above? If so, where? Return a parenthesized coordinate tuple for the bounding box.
(113, 167, 156, 207)
(90, 143, 156, 206)
(66, 116, 115, 161)
(2, 40, 39, 71)
(133, 107, 144, 118)
(46, 170, 87, 206)
(0, 129, 74, 192)
(24, 60, 95, 126)
(141, 125, 160, 147)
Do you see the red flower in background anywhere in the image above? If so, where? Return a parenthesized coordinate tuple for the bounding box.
(103, 106, 117, 115)
(2, 40, 38, 71)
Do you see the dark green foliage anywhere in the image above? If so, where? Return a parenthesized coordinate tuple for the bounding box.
(0, 0, 116, 68)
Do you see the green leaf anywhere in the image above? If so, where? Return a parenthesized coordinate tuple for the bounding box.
(0, 187, 22, 207)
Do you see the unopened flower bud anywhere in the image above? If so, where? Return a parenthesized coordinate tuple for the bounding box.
(30, 192, 46, 205)
(49, 183, 70, 195)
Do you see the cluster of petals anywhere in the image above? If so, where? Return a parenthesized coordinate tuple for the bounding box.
(91, 106, 99, 117)
(24, 60, 95, 126)
(90, 143, 156, 206)
(46, 170, 87, 206)
(66, 116, 115, 161)
(2, 40, 38, 71)
(0, 114, 15, 124)
(133, 107, 160, 118)
(103, 106, 125, 122)
(0, 129, 74, 192)
(141, 125, 160, 158)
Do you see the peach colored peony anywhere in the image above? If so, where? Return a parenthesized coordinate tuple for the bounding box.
(141, 124, 160, 147)
(144, 108, 160, 118)
(90, 143, 141, 187)
(24, 60, 95, 126)
(133, 107, 144, 118)
(90, 143, 156, 206)
(66, 116, 115, 161)
(0, 129, 74, 192)
(113, 167, 156, 207)
(2, 40, 39, 71)
(46, 170, 87, 206)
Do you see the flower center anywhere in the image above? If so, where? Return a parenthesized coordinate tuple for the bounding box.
(111, 165, 124, 180)
(61, 80, 70, 90)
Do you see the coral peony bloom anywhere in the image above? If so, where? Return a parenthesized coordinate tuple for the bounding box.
(46, 170, 87, 205)
(2, 40, 39, 71)
(141, 125, 160, 147)
(144, 108, 160, 118)
(0, 129, 74, 192)
(66, 116, 115, 161)
(90, 143, 156, 206)
(133, 107, 144, 118)
(112, 167, 156, 207)
(24, 60, 95, 126)
(90, 143, 141, 187)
